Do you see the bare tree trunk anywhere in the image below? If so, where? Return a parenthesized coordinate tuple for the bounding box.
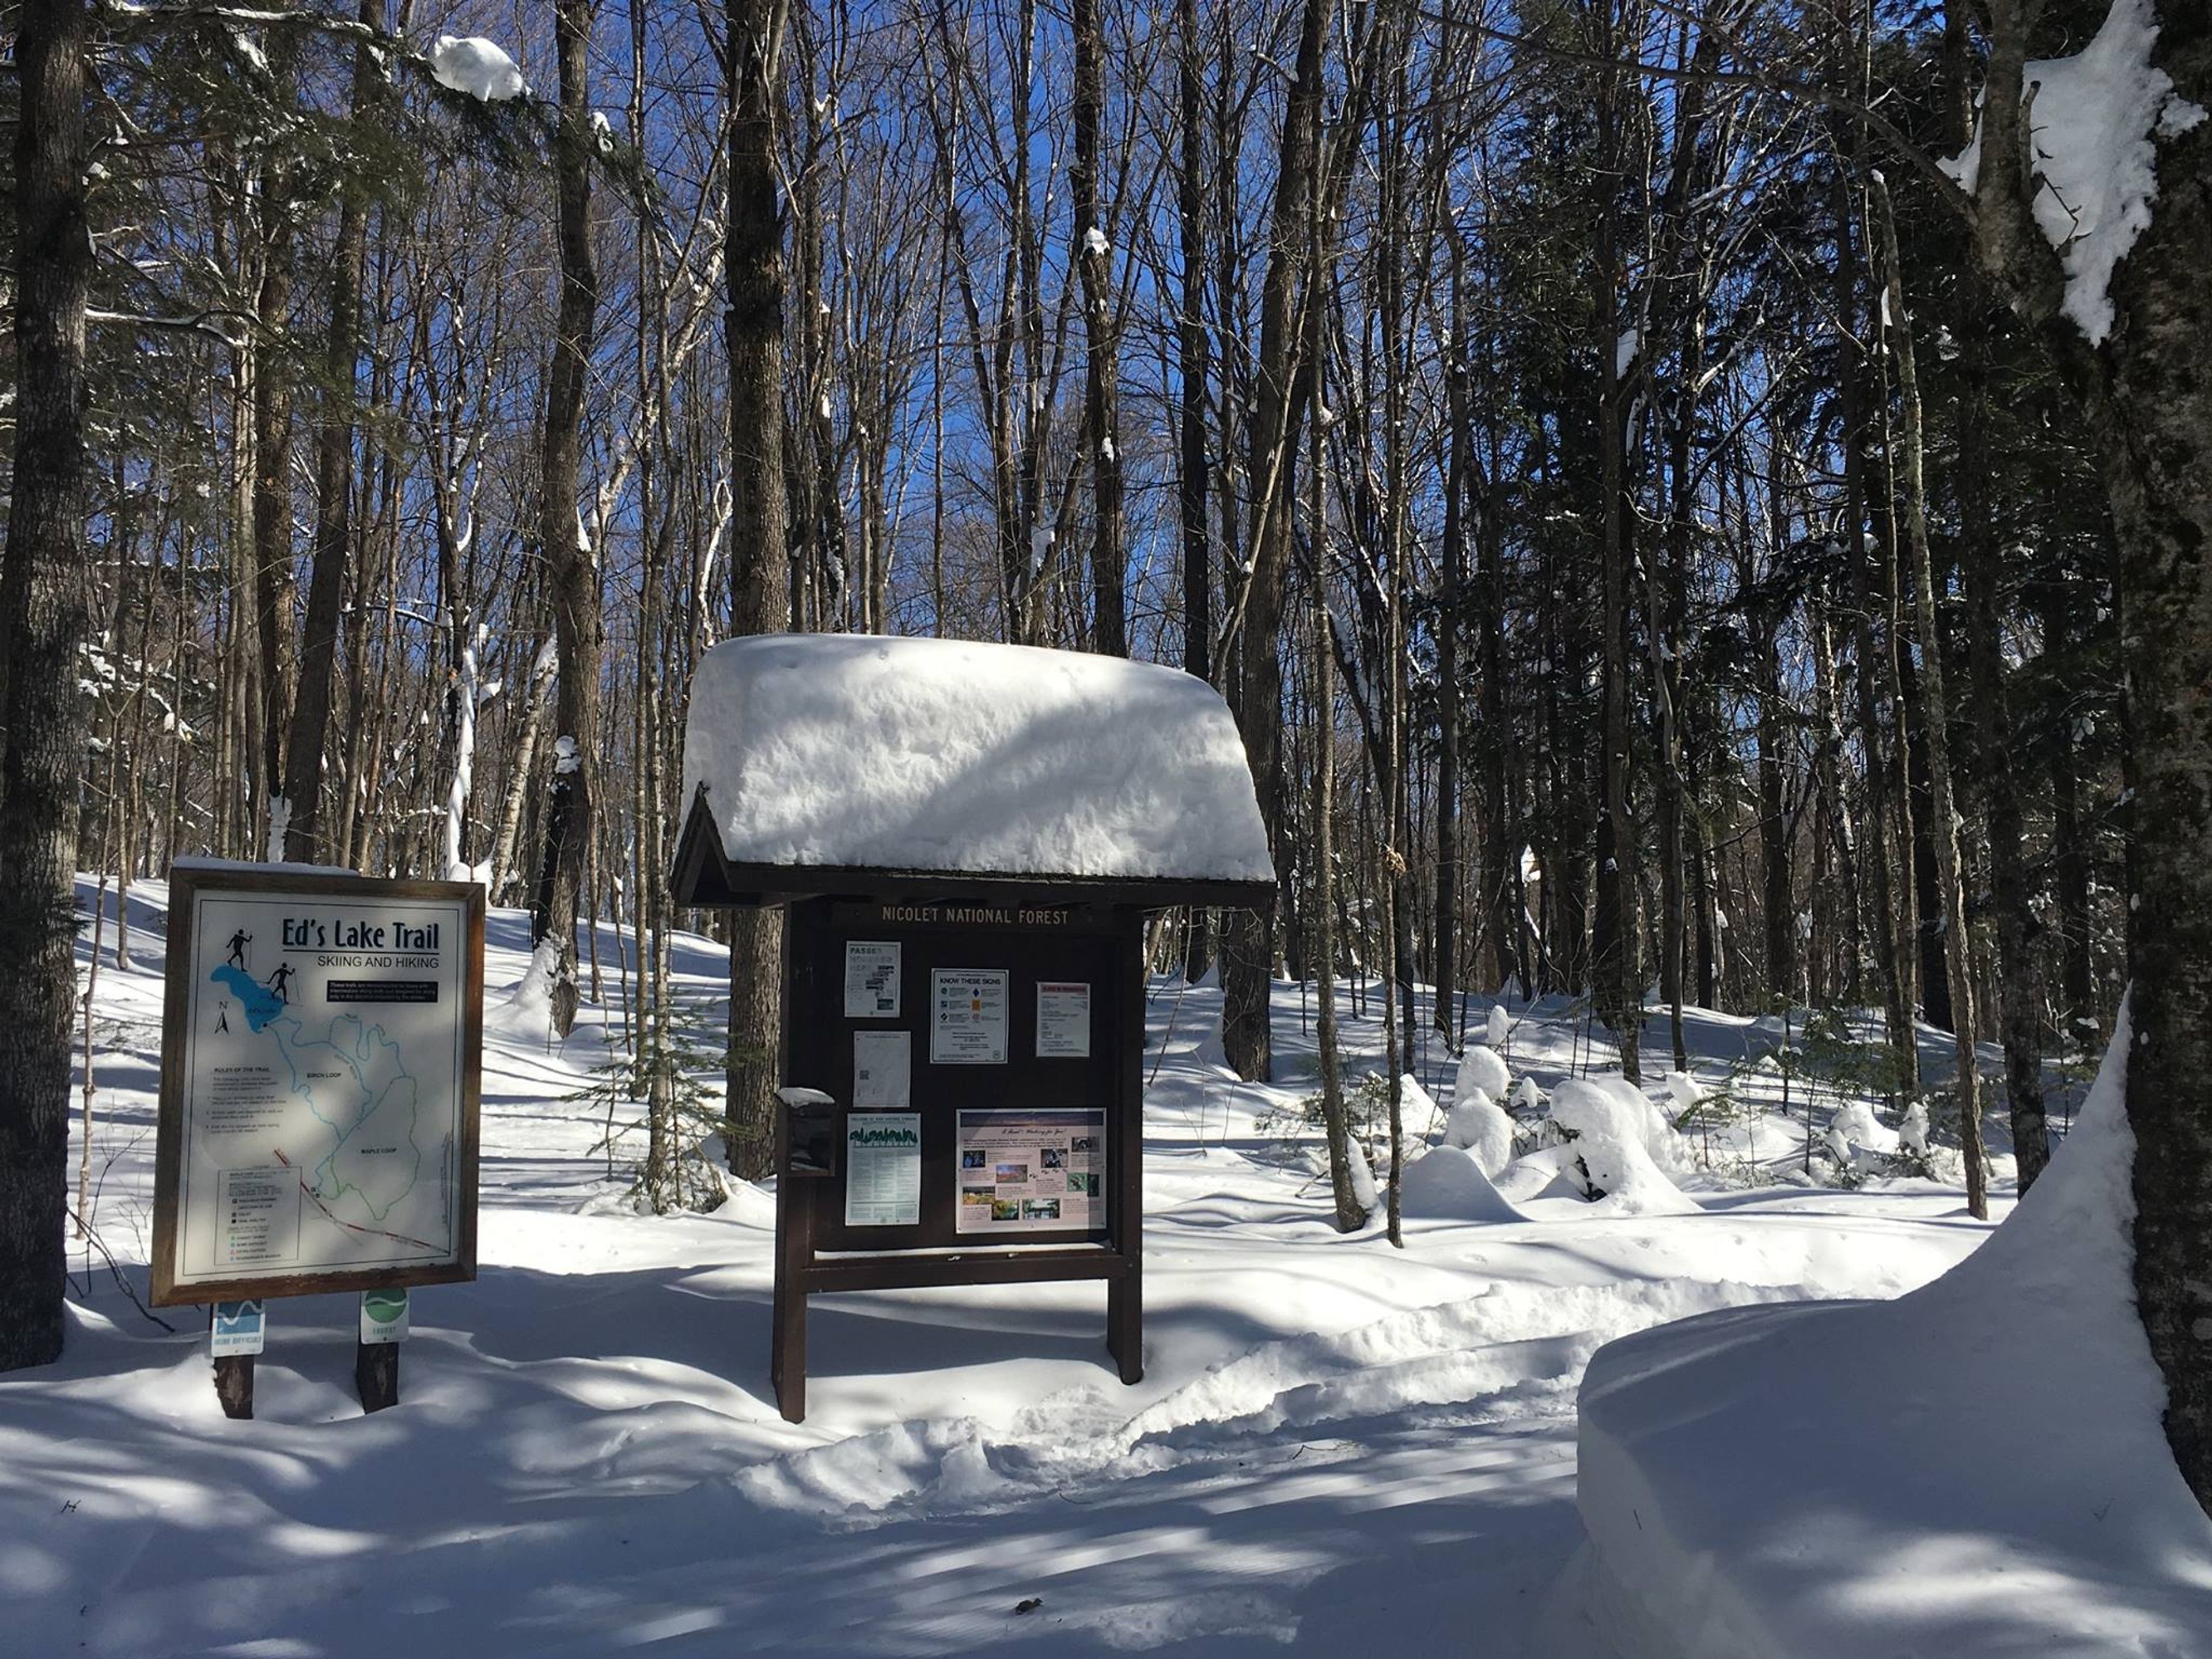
(251, 164, 297, 852)
(0, 0, 92, 1373)
(1958, 0, 2212, 1513)
(1073, 0, 1124, 658)
(1434, 244, 1467, 1042)
(1312, 544, 1358, 1229)
(531, 0, 604, 1039)
(1944, 5, 2044, 1192)
(282, 0, 381, 864)
(724, 0, 793, 1179)
(1869, 172, 1984, 1219)
(1592, 0, 1641, 1081)
(1177, 0, 1213, 985)
(1221, 0, 1335, 1084)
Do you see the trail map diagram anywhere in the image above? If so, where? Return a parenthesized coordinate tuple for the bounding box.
(209, 963, 440, 1253)
(160, 881, 478, 1297)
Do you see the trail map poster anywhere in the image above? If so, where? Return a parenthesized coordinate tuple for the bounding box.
(152, 869, 483, 1305)
(956, 1109, 1107, 1234)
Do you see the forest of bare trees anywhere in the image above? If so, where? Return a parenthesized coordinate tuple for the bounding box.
(3, 0, 2208, 1503)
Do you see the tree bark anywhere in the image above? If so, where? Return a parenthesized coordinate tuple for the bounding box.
(1221, 0, 1334, 1084)
(1178, 0, 1213, 985)
(531, 0, 604, 1039)
(1073, 0, 1124, 659)
(1870, 173, 1984, 1218)
(283, 0, 381, 865)
(724, 0, 793, 1178)
(0, 0, 92, 1373)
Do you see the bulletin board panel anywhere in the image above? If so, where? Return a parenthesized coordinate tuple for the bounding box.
(782, 899, 1132, 1255)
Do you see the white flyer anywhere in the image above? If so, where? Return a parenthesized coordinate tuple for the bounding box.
(844, 1112, 922, 1226)
(844, 942, 901, 1018)
(931, 969, 1009, 1065)
(1036, 981, 1092, 1058)
(853, 1029, 912, 1108)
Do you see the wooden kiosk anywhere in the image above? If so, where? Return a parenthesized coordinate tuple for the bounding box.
(670, 634, 1273, 1421)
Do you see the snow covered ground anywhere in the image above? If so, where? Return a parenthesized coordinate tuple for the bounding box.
(3, 878, 2057, 1656)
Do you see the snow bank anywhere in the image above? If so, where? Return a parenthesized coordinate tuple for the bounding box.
(1401, 1145, 1527, 1224)
(1556, 1006, 2212, 1657)
(1444, 1085, 1516, 1176)
(1456, 1042, 1510, 1103)
(1943, 0, 2204, 343)
(679, 634, 1273, 884)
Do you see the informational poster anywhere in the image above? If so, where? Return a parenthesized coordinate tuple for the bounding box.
(956, 1109, 1107, 1234)
(153, 871, 482, 1305)
(853, 1029, 912, 1108)
(931, 969, 1010, 1065)
(845, 1112, 922, 1226)
(1036, 981, 1092, 1058)
(844, 942, 901, 1018)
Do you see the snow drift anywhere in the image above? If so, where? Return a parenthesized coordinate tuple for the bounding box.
(1550, 1006, 2212, 1657)
(1401, 1145, 1527, 1224)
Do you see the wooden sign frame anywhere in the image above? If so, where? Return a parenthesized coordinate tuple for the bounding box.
(150, 866, 485, 1307)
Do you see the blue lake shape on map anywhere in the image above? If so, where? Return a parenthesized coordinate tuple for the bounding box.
(211, 964, 285, 1031)
(209, 964, 430, 1237)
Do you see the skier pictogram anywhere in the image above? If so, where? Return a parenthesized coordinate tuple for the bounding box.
(225, 928, 252, 969)
(265, 961, 296, 1005)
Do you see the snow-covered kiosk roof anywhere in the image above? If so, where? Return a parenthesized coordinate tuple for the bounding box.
(671, 634, 1275, 908)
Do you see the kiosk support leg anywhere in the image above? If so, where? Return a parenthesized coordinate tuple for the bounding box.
(356, 1340, 399, 1413)
(214, 1355, 255, 1419)
(772, 1172, 810, 1423)
(1107, 1271, 1142, 1384)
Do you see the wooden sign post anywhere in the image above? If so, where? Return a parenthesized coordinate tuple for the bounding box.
(151, 865, 483, 1418)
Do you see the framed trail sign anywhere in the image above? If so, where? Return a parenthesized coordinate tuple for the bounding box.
(150, 865, 485, 1307)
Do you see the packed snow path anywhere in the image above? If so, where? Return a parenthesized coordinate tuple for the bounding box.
(4, 880, 2005, 1656)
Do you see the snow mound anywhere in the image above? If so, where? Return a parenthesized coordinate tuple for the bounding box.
(1556, 1005, 2212, 1657)
(487, 939, 563, 1041)
(1401, 1070, 1442, 1135)
(1401, 1145, 1527, 1224)
(1486, 1002, 1511, 1048)
(1551, 1074, 1684, 1173)
(430, 35, 528, 103)
(1827, 1099, 1898, 1157)
(679, 634, 1273, 884)
(1456, 1043, 1511, 1103)
(1942, 0, 2199, 343)
(1443, 1085, 1516, 1176)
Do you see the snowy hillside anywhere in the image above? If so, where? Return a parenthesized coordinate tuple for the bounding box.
(2, 875, 2142, 1657)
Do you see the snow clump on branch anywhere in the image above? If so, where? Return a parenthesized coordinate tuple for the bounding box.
(430, 36, 528, 104)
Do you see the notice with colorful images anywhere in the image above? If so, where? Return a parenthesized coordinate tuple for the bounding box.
(956, 1108, 1106, 1234)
